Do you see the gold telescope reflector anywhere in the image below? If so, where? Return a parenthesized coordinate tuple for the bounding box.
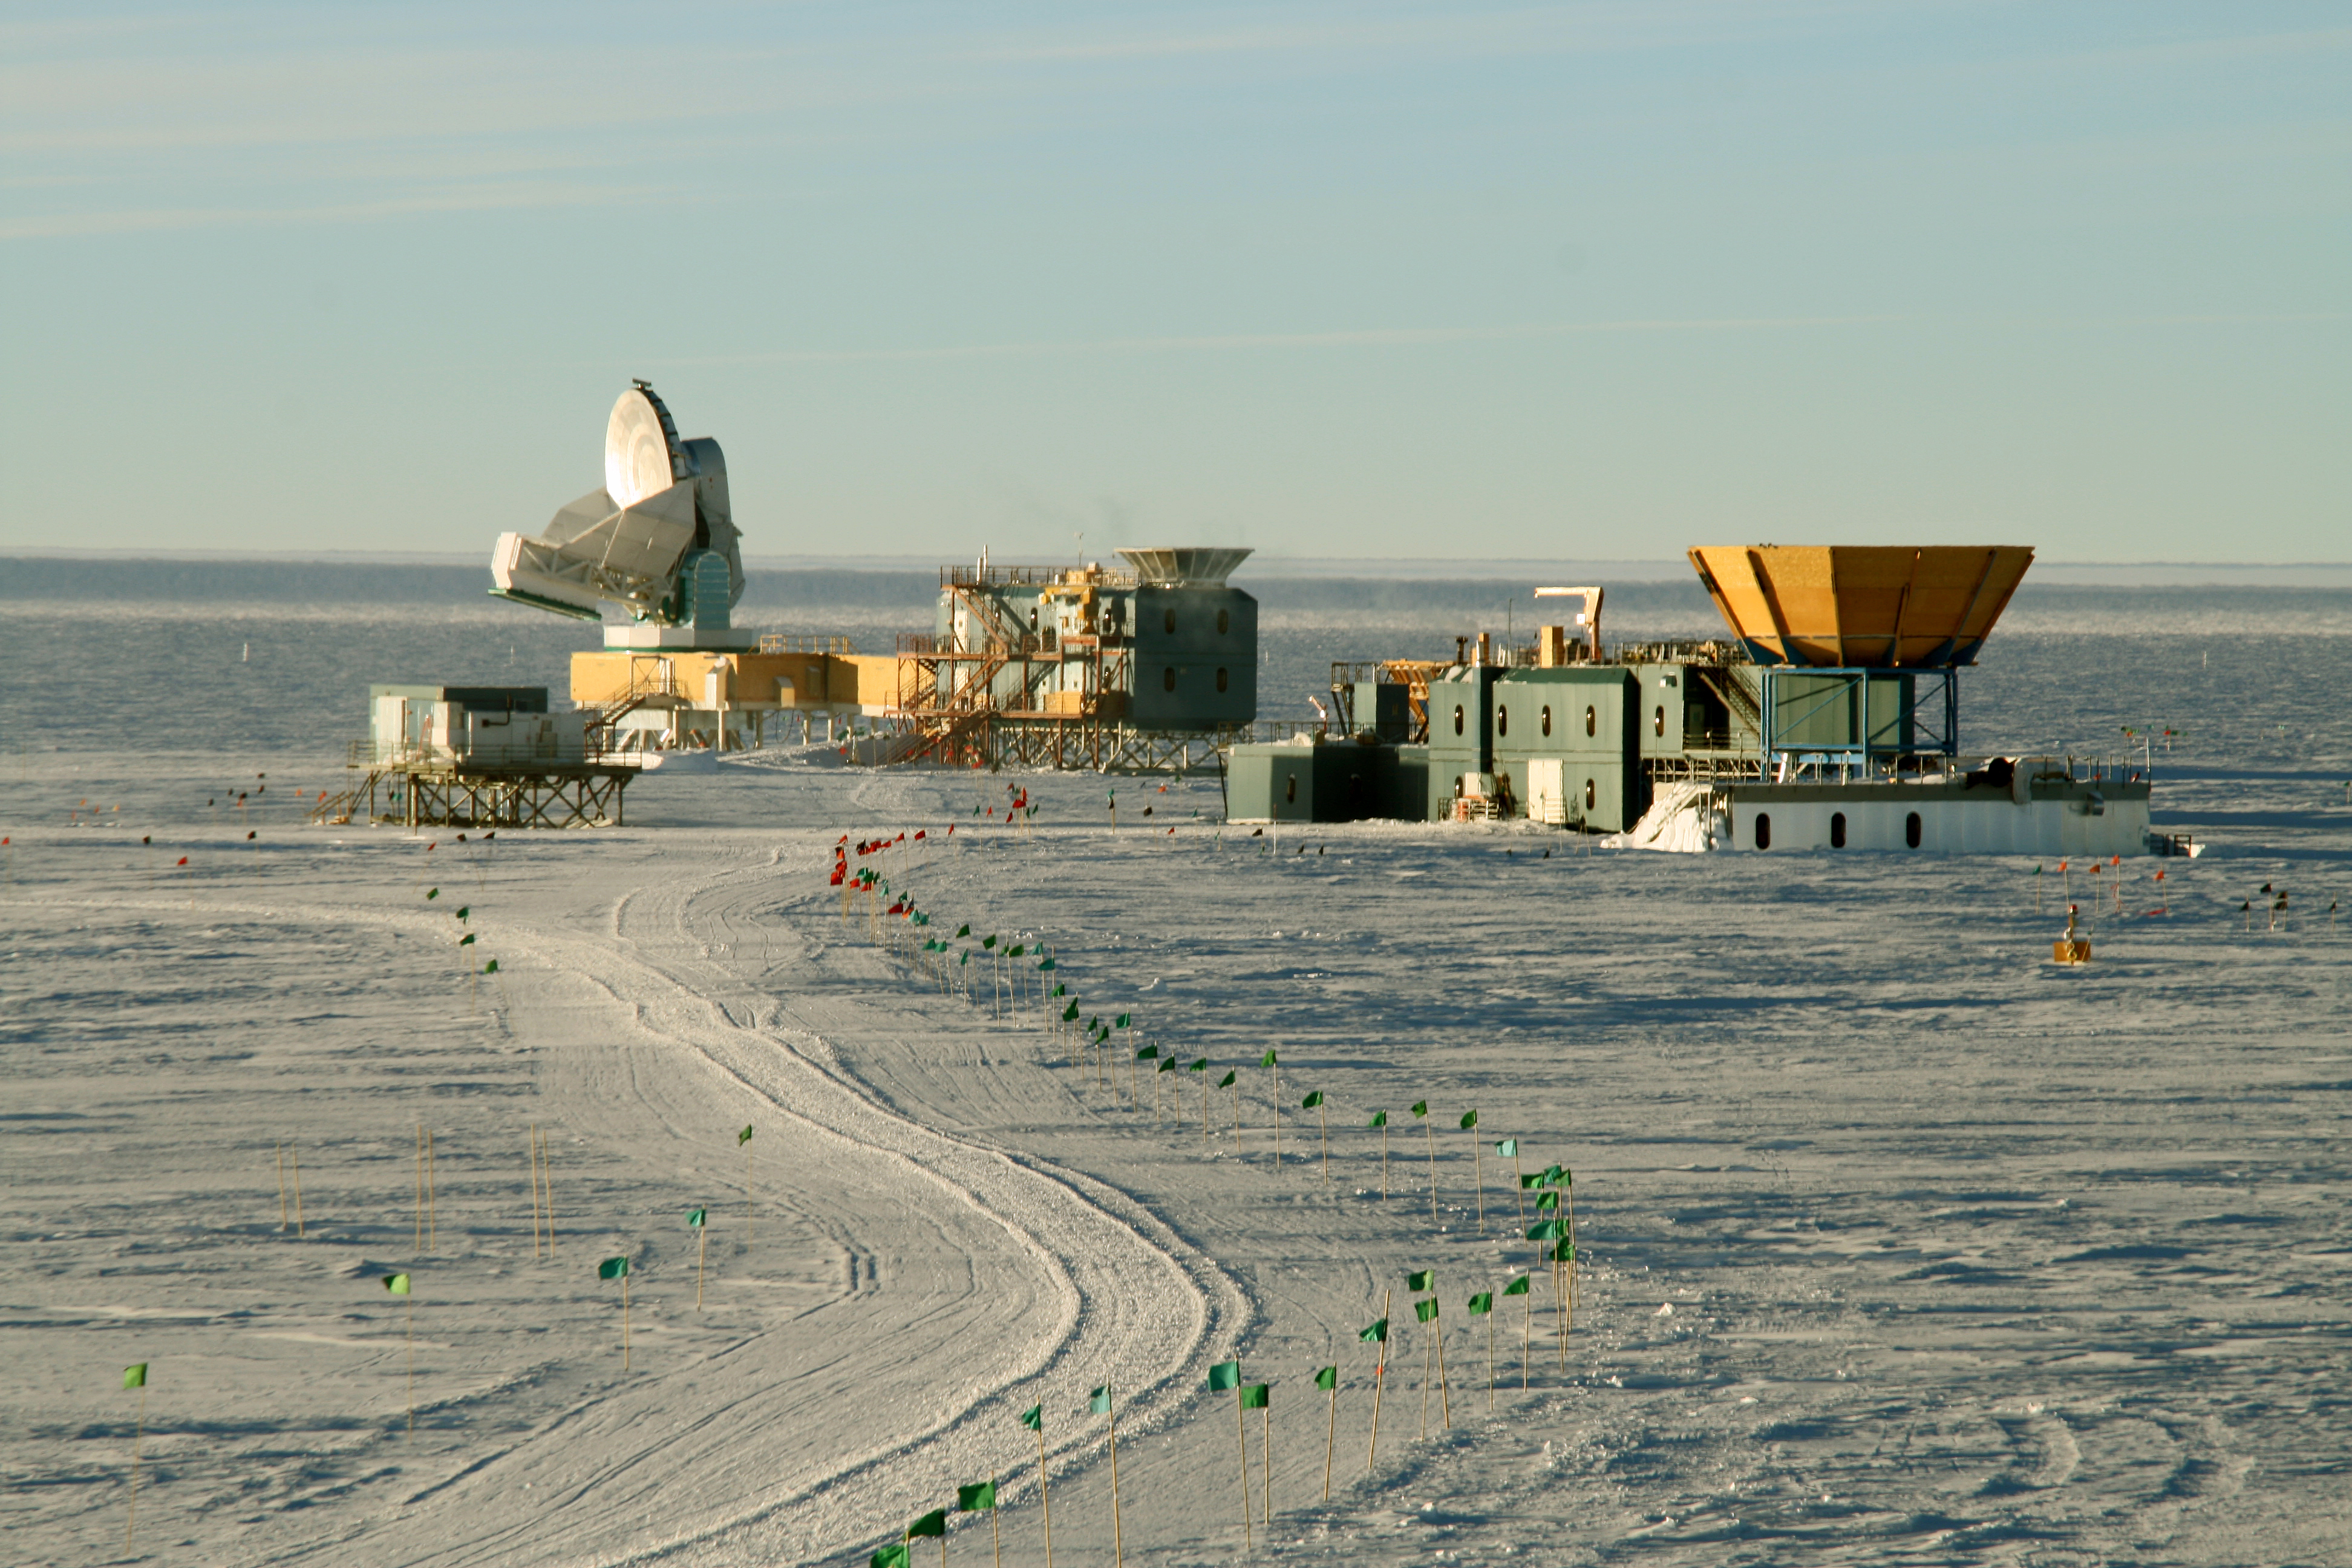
(1687, 545, 2033, 668)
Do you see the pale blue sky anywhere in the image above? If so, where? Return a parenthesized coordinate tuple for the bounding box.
(2, 2, 2344, 563)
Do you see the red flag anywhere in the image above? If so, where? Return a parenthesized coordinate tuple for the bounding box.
(913, 830, 926, 841)
(895, 832, 905, 844)
(177, 856, 188, 866)
(830, 864, 846, 886)
(835, 834, 848, 844)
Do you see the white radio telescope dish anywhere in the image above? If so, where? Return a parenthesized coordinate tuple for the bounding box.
(605, 388, 677, 508)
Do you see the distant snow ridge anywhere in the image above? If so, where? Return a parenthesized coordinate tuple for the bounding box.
(1608, 782, 1725, 854)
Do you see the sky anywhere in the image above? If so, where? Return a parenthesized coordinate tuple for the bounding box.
(2, 2, 2345, 566)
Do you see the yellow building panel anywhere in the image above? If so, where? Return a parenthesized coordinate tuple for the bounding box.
(1687, 545, 2033, 668)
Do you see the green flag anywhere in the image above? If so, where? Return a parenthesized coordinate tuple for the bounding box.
(482, 959, 498, 975)
(1503, 1275, 1531, 1297)
(1460, 1109, 1478, 1130)
(1158, 1057, 1176, 1073)
(459, 932, 475, 946)
(1537, 1190, 1559, 1210)
(1088, 1016, 1100, 1031)
(1261, 1048, 1278, 1067)
(687, 1207, 706, 1227)
(909, 1509, 947, 1540)
(1137, 1045, 1159, 1060)
(956, 924, 970, 937)
(1414, 1298, 1439, 1323)
(1189, 1058, 1208, 1072)
(1406, 1269, 1433, 1291)
(1315, 1365, 1338, 1391)
(960, 950, 970, 965)
(984, 935, 997, 949)
(1369, 1109, 1387, 1128)
(958, 1481, 997, 1511)
(1116, 1013, 1131, 1028)
(1553, 1240, 1575, 1263)
(598, 1256, 629, 1280)
(426, 887, 438, 900)
(871, 1546, 910, 1568)
(1527, 1220, 1563, 1241)
(1544, 1164, 1566, 1186)
(1008, 944, 1025, 958)
(1088, 1384, 1113, 1415)
(739, 1125, 753, 1146)
(1302, 1090, 1324, 1109)
(1495, 1138, 1517, 1157)
(1062, 1001, 1079, 1021)
(1019, 1403, 1042, 1432)
(1240, 1383, 1270, 1410)
(1038, 956, 1055, 971)
(1411, 1100, 1428, 1118)
(123, 1363, 148, 1390)
(384, 1273, 411, 1295)
(1519, 1172, 1542, 1189)
(1468, 1292, 1494, 1315)
(1217, 1070, 1235, 1088)
(1359, 1318, 1388, 1343)
(455, 906, 469, 920)
(1053, 982, 1065, 996)
(1207, 1360, 1241, 1392)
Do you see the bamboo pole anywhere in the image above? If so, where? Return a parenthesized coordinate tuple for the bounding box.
(1232, 1363, 1252, 1550)
(1034, 1420, 1054, 1568)
(1434, 1286, 1452, 1430)
(1261, 1399, 1272, 1528)
(426, 1129, 437, 1252)
(990, 1472, 1001, 1568)
(1469, 1126, 1485, 1235)
(539, 1130, 555, 1261)
(1319, 1099, 1329, 1183)
(1485, 1304, 1497, 1412)
(1323, 1372, 1337, 1501)
(696, 1218, 707, 1310)
(277, 1141, 288, 1231)
(1367, 1287, 1391, 1472)
(405, 1286, 417, 1438)
(291, 1142, 305, 1236)
(1423, 1114, 1438, 1218)
(126, 1383, 146, 1548)
(1105, 1388, 1125, 1568)
(529, 1128, 543, 1259)
(622, 1269, 631, 1371)
(414, 1124, 426, 1254)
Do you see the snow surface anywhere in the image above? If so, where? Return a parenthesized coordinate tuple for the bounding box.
(5, 577, 2352, 1565)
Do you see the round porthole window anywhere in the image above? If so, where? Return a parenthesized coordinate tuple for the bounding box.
(1497, 705, 1509, 738)
(1215, 667, 1228, 693)
(1585, 705, 1596, 737)
(1541, 705, 1552, 737)
(1163, 667, 1177, 692)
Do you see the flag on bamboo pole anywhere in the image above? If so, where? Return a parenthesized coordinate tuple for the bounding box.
(1553, 1240, 1575, 1263)
(959, 951, 970, 965)
(1544, 1164, 1566, 1186)
(1519, 1172, 1543, 1189)
(1302, 1091, 1324, 1109)
(984, 935, 997, 949)
(1062, 1002, 1079, 1021)
(1261, 1048, 1278, 1067)
(1137, 1045, 1160, 1061)
(1189, 1058, 1208, 1072)
(384, 1273, 411, 1294)
(427, 888, 439, 899)
(459, 933, 475, 947)
(1020, 1403, 1043, 1431)
(1527, 1220, 1563, 1241)
(1503, 1276, 1530, 1298)
(870, 1547, 909, 1568)
(1411, 1101, 1428, 1119)
(1467, 1292, 1493, 1315)
(598, 1256, 629, 1279)
(1008, 944, 1026, 958)
(1368, 1110, 1387, 1127)
(958, 1481, 997, 1511)
(1536, 1189, 1560, 1210)
(1359, 1319, 1388, 1342)
(687, 1208, 706, 1227)
(1208, 1360, 1241, 1391)
(1052, 983, 1066, 997)
(956, 924, 970, 937)
(1117, 1014, 1131, 1029)
(1495, 1138, 1517, 1158)
(1414, 1298, 1439, 1323)
(1460, 1109, 1478, 1130)
(1406, 1270, 1432, 1291)
(456, 906, 470, 920)
(1088, 1385, 1113, 1414)
(1218, 1070, 1236, 1088)
(908, 1510, 947, 1539)
(739, 1126, 754, 1146)
(482, 959, 499, 974)
(1038, 957, 1055, 971)
(1240, 1383, 1269, 1410)
(1315, 1365, 1337, 1391)
(123, 1363, 148, 1388)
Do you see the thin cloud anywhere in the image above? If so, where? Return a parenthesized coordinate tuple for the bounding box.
(0, 179, 648, 240)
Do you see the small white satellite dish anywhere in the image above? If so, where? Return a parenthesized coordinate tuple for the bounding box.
(605, 387, 677, 509)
